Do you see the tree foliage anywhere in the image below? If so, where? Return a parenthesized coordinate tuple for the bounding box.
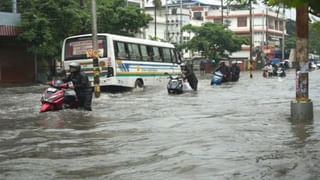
(97, 0, 152, 36)
(182, 22, 248, 61)
(17, 0, 152, 62)
(18, 0, 88, 59)
(0, 0, 12, 12)
(267, 0, 320, 17)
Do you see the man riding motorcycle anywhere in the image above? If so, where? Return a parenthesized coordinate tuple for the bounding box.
(63, 62, 93, 111)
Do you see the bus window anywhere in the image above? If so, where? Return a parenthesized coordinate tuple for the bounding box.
(152, 47, 162, 62)
(140, 45, 149, 61)
(146, 46, 154, 61)
(162, 48, 172, 63)
(170, 49, 177, 63)
(128, 43, 141, 61)
(64, 36, 107, 61)
(115, 41, 128, 59)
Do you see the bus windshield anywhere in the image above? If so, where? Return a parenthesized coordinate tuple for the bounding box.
(64, 36, 107, 61)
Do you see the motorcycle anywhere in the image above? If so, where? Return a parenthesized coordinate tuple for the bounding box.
(211, 71, 223, 85)
(277, 67, 286, 77)
(40, 80, 78, 112)
(167, 74, 184, 94)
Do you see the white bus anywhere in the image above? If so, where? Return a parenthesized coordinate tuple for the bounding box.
(61, 33, 181, 88)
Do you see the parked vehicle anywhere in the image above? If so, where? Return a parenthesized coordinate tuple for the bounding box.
(40, 80, 78, 112)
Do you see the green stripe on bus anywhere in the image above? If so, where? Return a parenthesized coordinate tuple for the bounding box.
(117, 72, 169, 77)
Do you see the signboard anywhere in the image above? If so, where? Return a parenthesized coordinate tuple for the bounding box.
(86, 49, 101, 59)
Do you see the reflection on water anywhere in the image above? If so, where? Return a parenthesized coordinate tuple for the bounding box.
(0, 70, 320, 179)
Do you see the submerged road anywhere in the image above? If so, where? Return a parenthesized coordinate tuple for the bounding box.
(0, 70, 319, 180)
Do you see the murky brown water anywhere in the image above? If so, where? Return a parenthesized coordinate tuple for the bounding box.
(0, 70, 319, 180)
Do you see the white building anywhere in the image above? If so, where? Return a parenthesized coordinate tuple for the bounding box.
(141, 1, 286, 61)
(190, 7, 286, 60)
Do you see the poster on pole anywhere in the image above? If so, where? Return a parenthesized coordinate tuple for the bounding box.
(296, 72, 309, 102)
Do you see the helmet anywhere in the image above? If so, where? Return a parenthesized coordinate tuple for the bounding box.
(180, 62, 186, 67)
(69, 62, 80, 72)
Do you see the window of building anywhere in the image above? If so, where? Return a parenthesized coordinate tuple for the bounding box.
(279, 21, 284, 31)
(268, 18, 274, 29)
(275, 20, 279, 30)
(172, 8, 177, 15)
(237, 17, 247, 27)
(193, 12, 203, 20)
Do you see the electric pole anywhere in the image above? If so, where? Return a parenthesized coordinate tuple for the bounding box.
(90, 0, 100, 98)
(180, 0, 183, 44)
(221, 0, 223, 24)
(282, 4, 285, 61)
(165, 0, 169, 41)
(249, 0, 253, 78)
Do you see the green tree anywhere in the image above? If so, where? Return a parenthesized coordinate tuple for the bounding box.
(266, 0, 320, 70)
(0, 0, 11, 12)
(97, 0, 152, 36)
(182, 22, 248, 62)
(17, 0, 152, 73)
(18, 0, 88, 60)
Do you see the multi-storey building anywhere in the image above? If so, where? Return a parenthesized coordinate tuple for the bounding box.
(191, 7, 286, 61)
(143, 1, 286, 63)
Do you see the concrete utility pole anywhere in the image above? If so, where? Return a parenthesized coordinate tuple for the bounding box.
(142, 0, 146, 39)
(281, 4, 285, 61)
(249, 0, 253, 78)
(180, 0, 183, 44)
(90, 0, 100, 98)
(154, 1, 157, 37)
(291, 2, 313, 121)
(221, 0, 223, 24)
(165, 0, 169, 41)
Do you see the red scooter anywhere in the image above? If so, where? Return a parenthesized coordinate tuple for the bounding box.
(40, 80, 78, 112)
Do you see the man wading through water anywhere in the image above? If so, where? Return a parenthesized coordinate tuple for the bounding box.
(63, 62, 93, 111)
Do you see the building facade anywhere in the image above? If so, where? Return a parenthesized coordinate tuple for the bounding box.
(143, 2, 286, 63)
(0, 11, 36, 83)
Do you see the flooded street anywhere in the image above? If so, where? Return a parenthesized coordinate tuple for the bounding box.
(0, 70, 320, 180)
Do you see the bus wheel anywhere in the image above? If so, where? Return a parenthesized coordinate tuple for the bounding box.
(134, 79, 144, 89)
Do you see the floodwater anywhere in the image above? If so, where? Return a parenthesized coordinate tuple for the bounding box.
(0, 70, 319, 180)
